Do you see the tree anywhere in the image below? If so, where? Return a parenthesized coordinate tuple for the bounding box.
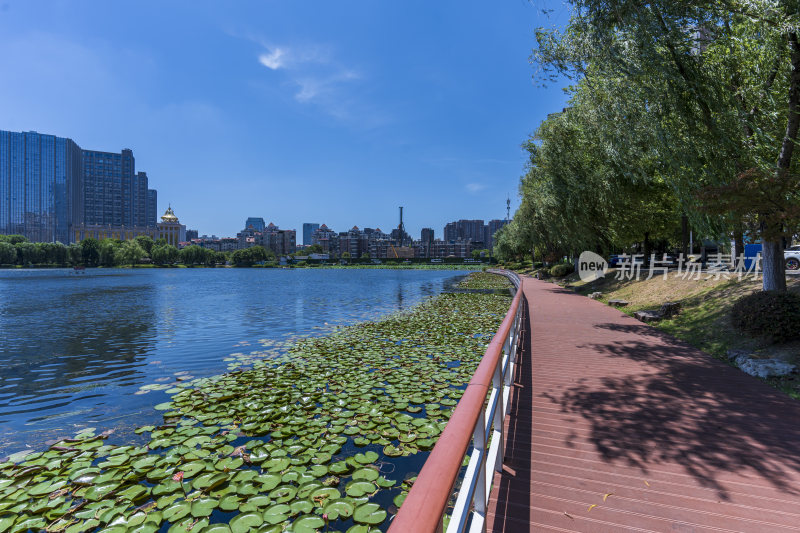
(98, 239, 121, 267)
(151, 244, 179, 265)
(115, 240, 146, 267)
(16, 242, 43, 265)
(0, 235, 28, 245)
(134, 235, 155, 255)
(532, 0, 800, 291)
(179, 245, 206, 266)
(0, 242, 16, 264)
(341, 252, 351, 259)
(361, 252, 371, 259)
(231, 246, 271, 266)
(81, 238, 100, 267)
(305, 244, 323, 254)
(67, 243, 83, 266)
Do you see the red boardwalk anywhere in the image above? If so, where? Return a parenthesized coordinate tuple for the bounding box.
(487, 277, 800, 532)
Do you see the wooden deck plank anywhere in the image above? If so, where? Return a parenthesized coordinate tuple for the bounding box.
(487, 278, 800, 532)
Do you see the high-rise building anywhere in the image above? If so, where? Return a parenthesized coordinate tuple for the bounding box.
(146, 189, 157, 227)
(443, 219, 487, 244)
(245, 217, 266, 232)
(421, 228, 434, 245)
(303, 223, 320, 246)
(0, 130, 84, 243)
(2, 129, 162, 242)
(82, 148, 136, 226)
(133, 172, 150, 228)
(486, 219, 508, 249)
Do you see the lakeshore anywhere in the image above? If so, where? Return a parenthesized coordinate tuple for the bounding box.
(0, 272, 512, 532)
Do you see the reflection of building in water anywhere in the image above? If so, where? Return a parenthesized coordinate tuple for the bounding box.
(0, 280, 158, 454)
(72, 205, 187, 246)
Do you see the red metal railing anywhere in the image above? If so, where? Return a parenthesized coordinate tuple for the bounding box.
(388, 270, 523, 533)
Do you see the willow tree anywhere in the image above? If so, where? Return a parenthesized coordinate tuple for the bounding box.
(533, 0, 800, 291)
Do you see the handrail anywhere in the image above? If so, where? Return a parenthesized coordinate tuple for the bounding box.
(389, 270, 523, 533)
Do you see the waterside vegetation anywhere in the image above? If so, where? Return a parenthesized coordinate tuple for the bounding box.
(0, 273, 512, 532)
(494, 1, 800, 292)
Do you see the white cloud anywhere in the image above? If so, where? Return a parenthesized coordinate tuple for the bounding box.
(466, 183, 487, 194)
(258, 48, 286, 70)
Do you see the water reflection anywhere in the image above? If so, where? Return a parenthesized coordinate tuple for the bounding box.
(0, 268, 467, 455)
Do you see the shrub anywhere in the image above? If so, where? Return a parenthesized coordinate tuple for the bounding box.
(549, 263, 574, 277)
(731, 291, 800, 343)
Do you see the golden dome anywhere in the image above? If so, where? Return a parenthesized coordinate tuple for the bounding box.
(161, 205, 179, 223)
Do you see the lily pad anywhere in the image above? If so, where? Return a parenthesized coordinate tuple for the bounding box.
(345, 480, 376, 498)
(323, 499, 355, 520)
(229, 511, 263, 532)
(353, 502, 387, 525)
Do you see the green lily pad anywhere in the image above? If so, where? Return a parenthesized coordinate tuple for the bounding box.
(229, 511, 263, 532)
(290, 499, 314, 514)
(292, 515, 325, 532)
(190, 496, 218, 517)
(353, 451, 378, 464)
(353, 502, 387, 525)
(262, 503, 291, 525)
(192, 471, 229, 491)
(200, 525, 232, 533)
(323, 499, 355, 520)
(351, 467, 379, 482)
(345, 480, 376, 498)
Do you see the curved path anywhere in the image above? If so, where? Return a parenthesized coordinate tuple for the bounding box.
(487, 277, 800, 532)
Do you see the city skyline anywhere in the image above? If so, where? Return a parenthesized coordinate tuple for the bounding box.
(0, 1, 570, 238)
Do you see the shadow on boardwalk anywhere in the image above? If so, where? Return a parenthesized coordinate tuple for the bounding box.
(553, 295, 800, 501)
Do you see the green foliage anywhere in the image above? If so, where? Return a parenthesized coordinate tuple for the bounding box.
(0, 242, 16, 264)
(731, 291, 800, 343)
(134, 235, 155, 255)
(231, 246, 272, 266)
(305, 244, 323, 254)
(80, 238, 100, 267)
(151, 244, 179, 265)
(360, 252, 370, 259)
(0, 234, 28, 245)
(341, 252, 351, 259)
(115, 240, 146, 267)
(67, 243, 83, 265)
(98, 239, 120, 267)
(549, 263, 574, 278)
(15, 242, 43, 265)
(523, 0, 800, 291)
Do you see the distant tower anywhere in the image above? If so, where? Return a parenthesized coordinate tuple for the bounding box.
(506, 196, 511, 222)
(398, 206, 406, 247)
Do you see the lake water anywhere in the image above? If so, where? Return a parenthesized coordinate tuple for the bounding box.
(0, 268, 468, 457)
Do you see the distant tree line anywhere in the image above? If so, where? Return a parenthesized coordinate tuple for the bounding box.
(496, 0, 800, 292)
(0, 235, 277, 268)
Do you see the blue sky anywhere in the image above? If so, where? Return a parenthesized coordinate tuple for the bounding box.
(0, 0, 570, 238)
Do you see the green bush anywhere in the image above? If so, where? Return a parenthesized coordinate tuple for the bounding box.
(549, 263, 574, 277)
(731, 291, 800, 343)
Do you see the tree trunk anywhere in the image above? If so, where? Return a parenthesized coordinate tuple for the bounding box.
(643, 232, 651, 266)
(762, 238, 787, 292)
(764, 31, 800, 291)
(733, 219, 744, 259)
(681, 215, 689, 258)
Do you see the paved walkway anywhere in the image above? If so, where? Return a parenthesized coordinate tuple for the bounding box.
(486, 277, 800, 532)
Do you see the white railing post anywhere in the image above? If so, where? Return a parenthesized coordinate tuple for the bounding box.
(493, 357, 504, 473)
(473, 410, 487, 532)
